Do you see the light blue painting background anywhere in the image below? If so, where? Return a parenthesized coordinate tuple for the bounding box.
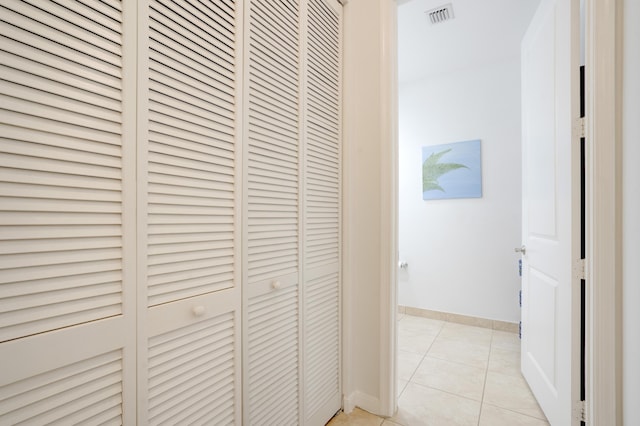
(422, 139, 482, 200)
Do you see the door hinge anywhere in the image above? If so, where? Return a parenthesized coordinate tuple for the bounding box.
(578, 117, 586, 139)
(575, 399, 587, 422)
(574, 258, 587, 280)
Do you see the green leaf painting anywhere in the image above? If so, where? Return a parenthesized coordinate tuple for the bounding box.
(421, 140, 482, 200)
(422, 148, 468, 192)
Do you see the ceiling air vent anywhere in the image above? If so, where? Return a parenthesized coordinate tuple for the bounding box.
(426, 3, 454, 25)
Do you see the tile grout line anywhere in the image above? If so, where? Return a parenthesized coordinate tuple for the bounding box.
(477, 328, 494, 426)
(402, 318, 446, 386)
(396, 316, 445, 415)
(397, 315, 534, 425)
(407, 379, 485, 403)
(481, 402, 551, 424)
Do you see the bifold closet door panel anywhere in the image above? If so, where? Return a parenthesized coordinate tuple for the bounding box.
(243, 0, 302, 424)
(145, 0, 239, 306)
(0, 0, 137, 423)
(145, 290, 238, 425)
(302, 0, 342, 424)
(139, 0, 243, 424)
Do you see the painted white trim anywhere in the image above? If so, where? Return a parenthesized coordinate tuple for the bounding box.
(343, 391, 381, 416)
(342, 0, 395, 416)
(135, 2, 150, 423)
(340, 0, 354, 415)
(378, 0, 399, 418)
(585, 0, 621, 423)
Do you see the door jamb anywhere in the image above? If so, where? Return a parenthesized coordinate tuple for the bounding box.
(379, 0, 399, 417)
(585, 0, 621, 423)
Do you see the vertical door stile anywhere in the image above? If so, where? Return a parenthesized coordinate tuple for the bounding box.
(121, 0, 139, 423)
(136, 0, 151, 422)
(298, 0, 308, 424)
(240, 0, 251, 422)
(232, 1, 245, 423)
(337, 0, 344, 417)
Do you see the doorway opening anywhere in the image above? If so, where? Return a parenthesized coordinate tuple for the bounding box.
(394, 0, 541, 422)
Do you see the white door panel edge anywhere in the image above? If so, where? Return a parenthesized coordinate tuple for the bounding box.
(520, 0, 581, 424)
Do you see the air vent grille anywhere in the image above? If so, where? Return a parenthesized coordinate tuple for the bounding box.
(426, 4, 455, 24)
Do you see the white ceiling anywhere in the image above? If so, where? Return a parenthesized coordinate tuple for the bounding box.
(398, 0, 541, 84)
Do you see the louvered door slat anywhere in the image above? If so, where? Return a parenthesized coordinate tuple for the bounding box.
(307, 32, 339, 70)
(245, 0, 300, 289)
(149, 15, 233, 80)
(75, 0, 122, 21)
(141, 0, 241, 424)
(151, 0, 234, 57)
(0, 27, 119, 81)
(0, 91, 121, 133)
(0, 123, 120, 158)
(249, 29, 298, 74)
(20, 0, 121, 42)
(165, 0, 236, 42)
(308, 91, 339, 123)
(249, 80, 299, 116)
(1, 0, 135, 420)
(247, 286, 299, 425)
(0, 349, 124, 425)
(302, 1, 342, 424)
(0, 5, 120, 67)
(0, 62, 121, 110)
(148, 56, 234, 106)
(265, 0, 299, 21)
(0, 0, 128, 343)
(149, 74, 234, 120)
(251, 2, 298, 52)
(147, 0, 238, 305)
(0, 155, 119, 184)
(0, 115, 121, 150)
(149, 101, 234, 138)
(148, 311, 236, 425)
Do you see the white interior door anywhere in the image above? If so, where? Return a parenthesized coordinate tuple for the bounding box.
(520, 0, 580, 424)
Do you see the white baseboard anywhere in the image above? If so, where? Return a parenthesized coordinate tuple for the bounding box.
(399, 305, 519, 333)
(343, 391, 382, 416)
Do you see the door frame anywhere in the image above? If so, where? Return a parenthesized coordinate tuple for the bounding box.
(584, 0, 621, 423)
(381, 0, 621, 421)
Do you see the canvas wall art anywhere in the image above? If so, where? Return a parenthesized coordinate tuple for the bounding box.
(422, 139, 482, 200)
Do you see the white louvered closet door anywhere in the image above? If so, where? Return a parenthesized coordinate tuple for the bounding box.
(243, 0, 302, 424)
(243, 0, 342, 424)
(0, 0, 136, 424)
(139, 0, 242, 424)
(302, 0, 342, 425)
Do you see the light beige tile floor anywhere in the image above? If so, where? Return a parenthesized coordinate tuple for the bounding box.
(327, 314, 549, 426)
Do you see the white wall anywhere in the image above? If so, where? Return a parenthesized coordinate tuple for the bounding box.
(398, 58, 522, 323)
(622, 0, 640, 421)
